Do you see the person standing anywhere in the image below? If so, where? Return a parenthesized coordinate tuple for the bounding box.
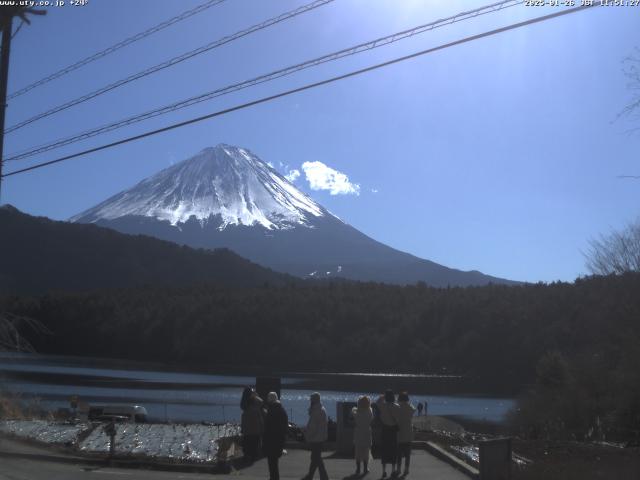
(377, 390, 400, 478)
(396, 392, 416, 476)
(416, 402, 423, 417)
(240, 387, 264, 462)
(303, 392, 329, 480)
(263, 392, 288, 480)
(352, 395, 373, 476)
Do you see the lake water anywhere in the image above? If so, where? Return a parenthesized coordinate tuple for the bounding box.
(0, 353, 515, 425)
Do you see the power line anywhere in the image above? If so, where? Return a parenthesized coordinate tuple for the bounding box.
(4, 0, 522, 158)
(4, 0, 336, 134)
(5, 0, 525, 162)
(7, 0, 227, 100)
(2, 2, 600, 179)
(11, 20, 25, 39)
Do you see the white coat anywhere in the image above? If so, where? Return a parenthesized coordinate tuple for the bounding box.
(305, 403, 328, 443)
(396, 401, 416, 443)
(376, 396, 400, 427)
(352, 407, 373, 448)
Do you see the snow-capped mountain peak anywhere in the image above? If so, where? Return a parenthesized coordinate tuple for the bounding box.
(71, 144, 328, 230)
(70, 144, 517, 287)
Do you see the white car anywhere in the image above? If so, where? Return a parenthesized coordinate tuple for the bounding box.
(88, 404, 148, 423)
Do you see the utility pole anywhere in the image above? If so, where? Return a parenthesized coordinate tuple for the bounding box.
(0, 7, 46, 200)
(0, 14, 13, 200)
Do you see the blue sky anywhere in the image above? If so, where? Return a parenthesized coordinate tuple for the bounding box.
(1, 0, 639, 283)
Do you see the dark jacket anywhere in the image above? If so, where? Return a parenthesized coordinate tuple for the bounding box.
(263, 401, 288, 457)
(241, 395, 264, 436)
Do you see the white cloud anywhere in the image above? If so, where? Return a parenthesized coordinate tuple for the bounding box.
(371, 188, 379, 194)
(285, 169, 301, 182)
(301, 161, 360, 196)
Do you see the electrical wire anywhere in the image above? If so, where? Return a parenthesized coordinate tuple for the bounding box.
(1, 2, 600, 179)
(5, 0, 524, 162)
(11, 20, 24, 39)
(4, 0, 336, 134)
(7, 0, 227, 100)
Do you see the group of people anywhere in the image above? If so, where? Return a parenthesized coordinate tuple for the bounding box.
(240, 387, 289, 479)
(372, 390, 416, 478)
(240, 387, 328, 480)
(240, 387, 419, 480)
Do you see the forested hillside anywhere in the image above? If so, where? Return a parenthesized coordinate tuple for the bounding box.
(4, 272, 639, 438)
(3, 274, 638, 382)
(0, 205, 293, 293)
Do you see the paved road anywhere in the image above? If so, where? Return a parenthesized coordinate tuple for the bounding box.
(0, 439, 470, 480)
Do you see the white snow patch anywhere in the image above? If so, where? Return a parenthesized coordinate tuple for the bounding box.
(0, 420, 239, 464)
(0, 420, 88, 446)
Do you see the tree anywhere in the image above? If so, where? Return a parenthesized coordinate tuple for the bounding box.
(536, 351, 570, 389)
(0, 312, 48, 352)
(617, 49, 640, 180)
(620, 47, 640, 126)
(585, 219, 640, 275)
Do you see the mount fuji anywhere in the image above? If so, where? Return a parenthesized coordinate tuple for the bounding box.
(72, 144, 514, 286)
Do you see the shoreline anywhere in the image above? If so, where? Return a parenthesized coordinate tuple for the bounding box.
(1, 352, 522, 397)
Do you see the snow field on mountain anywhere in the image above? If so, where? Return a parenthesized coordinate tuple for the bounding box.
(72, 144, 328, 230)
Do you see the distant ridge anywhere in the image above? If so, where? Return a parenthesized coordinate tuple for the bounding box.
(0, 205, 294, 294)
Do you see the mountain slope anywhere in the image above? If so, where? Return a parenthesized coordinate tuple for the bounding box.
(72, 144, 516, 287)
(71, 145, 326, 230)
(0, 205, 293, 294)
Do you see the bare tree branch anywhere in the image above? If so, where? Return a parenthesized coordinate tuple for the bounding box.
(0, 312, 50, 352)
(619, 47, 640, 120)
(616, 48, 640, 178)
(585, 219, 640, 275)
